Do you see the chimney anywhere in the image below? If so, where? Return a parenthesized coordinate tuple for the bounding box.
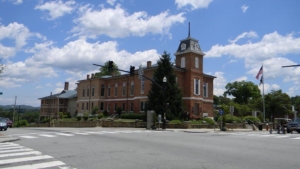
(147, 61, 151, 68)
(91, 73, 94, 78)
(87, 74, 90, 79)
(64, 82, 69, 90)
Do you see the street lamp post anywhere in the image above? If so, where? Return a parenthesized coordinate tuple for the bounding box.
(163, 76, 167, 129)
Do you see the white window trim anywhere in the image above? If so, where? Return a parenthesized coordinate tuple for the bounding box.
(194, 79, 200, 95)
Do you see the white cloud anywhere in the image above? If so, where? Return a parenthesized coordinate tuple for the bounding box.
(35, 0, 76, 20)
(175, 0, 213, 10)
(213, 72, 227, 96)
(234, 76, 247, 82)
(228, 31, 258, 43)
(0, 22, 44, 59)
(241, 5, 249, 13)
(106, 0, 116, 6)
(72, 5, 185, 38)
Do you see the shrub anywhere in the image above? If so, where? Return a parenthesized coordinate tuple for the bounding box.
(83, 113, 89, 121)
(14, 120, 28, 127)
(168, 120, 182, 124)
(203, 117, 215, 125)
(59, 112, 64, 119)
(243, 116, 261, 124)
(103, 110, 108, 117)
(98, 113, 104, 119)
(120, 113, 146, 120)
(116, 107, 122, 116)
(76, 116, 82, 121)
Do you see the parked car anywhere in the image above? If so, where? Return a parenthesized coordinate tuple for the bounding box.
(287, 118, 300, 133)
(0, 118, 8, 131)
(5, 118, 13, 128)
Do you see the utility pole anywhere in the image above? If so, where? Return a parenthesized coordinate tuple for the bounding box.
(13, 96, 16, 123)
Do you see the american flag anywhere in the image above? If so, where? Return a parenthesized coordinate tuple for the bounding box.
(259, 75, 263, 86)
(256, 66, 263, 79)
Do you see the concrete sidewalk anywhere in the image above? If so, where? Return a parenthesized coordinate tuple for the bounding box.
(0, 133, 20, 143)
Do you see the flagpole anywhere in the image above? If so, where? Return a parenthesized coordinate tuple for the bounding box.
(262, 64, 265, 122)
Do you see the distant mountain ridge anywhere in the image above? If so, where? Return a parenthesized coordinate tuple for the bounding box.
(0, 105, 40, 110)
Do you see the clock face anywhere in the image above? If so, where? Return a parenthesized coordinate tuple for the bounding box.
(181, 43, 186, 50)
(194, 43, 200, 51)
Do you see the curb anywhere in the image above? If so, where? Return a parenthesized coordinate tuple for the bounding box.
(0, 136, 20, 143)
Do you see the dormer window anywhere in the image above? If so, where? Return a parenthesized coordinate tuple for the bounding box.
(181, 57, 185, 68)
(181, 43, 186, 51)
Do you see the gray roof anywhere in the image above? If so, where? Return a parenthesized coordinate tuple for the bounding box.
(39, 90, 77, 100)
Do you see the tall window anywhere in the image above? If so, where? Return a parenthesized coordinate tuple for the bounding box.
(87, 88, 90, 97)
(100, 102, 104, 110)
(122, 82, 126, 96)
(101, 84, 105, 96)
(107, 103, 110, 111)
(82, 88, 85, 97)
(140, 101, 146, 112)
(181, 57, 185, 68)
(92, 87, 95, 97)
(114, 83, 118, 96)
(140, 78, 144, 94)
(86, 102, 89, 110)
(130, 81, 134, 95)
(195, 57, 199, 68)
(122, 103, 125, 111)
(114, 103, 117, 112)
(203, 83, 208, 97)
(194, 78, 200, 95)
(107, 85, 110, 97)
(81, 103, 84, 110)
(130, 102, 134, 112)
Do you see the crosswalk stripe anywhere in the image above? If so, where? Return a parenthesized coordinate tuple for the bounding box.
(0, 148, 33, 154)
(1, 160, 66, 169)
(0, 146, 24, 151)
(0, 155, 53, 165)
(56, 133, 74, 136)
(275, 135, 290, 138)
(291, 137, 300, 139)
(0, 151, 42, 158)
(19, 136, 37, 139)
(40, 134, 57, 137)
(74, 132, 89, 135)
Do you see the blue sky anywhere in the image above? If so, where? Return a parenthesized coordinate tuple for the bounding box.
(0, 0, 299, 107)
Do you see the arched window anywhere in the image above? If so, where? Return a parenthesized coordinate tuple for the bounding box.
(195, 57, 199, 68)
(181, 57, 185, 68)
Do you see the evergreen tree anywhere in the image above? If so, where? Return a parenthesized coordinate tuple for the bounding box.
(147, 51, 183, 120)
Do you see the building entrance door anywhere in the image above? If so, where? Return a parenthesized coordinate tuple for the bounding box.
(194, 103, 199, 115)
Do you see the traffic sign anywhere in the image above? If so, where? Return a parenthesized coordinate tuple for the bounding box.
(219, 109, 224, 115)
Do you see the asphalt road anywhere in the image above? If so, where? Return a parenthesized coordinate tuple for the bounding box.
(1, 127, 299, 169)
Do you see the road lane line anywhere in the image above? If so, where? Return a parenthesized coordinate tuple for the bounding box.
(39, 134, 57, 137)
(1, 161, 66, 169)
(56, 133, 74, 136)
(19, 136, 38, 139)
(0, 155, 53, 165)
(0, 151, 42, 158)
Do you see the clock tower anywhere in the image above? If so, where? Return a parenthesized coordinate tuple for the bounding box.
(174, 23, 215, 118)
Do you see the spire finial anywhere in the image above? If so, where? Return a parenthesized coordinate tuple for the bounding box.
(188, 22, 190, 37)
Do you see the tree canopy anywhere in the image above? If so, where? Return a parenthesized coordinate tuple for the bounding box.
(147, 51, 183, 120)
(94, 61, 121, 78)
(223, 81, 261, 104)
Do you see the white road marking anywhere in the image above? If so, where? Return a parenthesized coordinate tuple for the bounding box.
(74, 132, 89, 135)
(0, 148, 33, 154)
(0, 155, 53, 165)
(291, 137, 300, 139)
(56, 133, 74, 136)
(275, 135, 290, 138)
(0, 146, 24, 151)
(19, 135, 37, 139)
(40, 134, 57, 137)
(0, 151, 42, 158)
(1, 161, 66, 169)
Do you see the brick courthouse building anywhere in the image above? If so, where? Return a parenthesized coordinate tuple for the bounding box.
(76, 32, 216, 118)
